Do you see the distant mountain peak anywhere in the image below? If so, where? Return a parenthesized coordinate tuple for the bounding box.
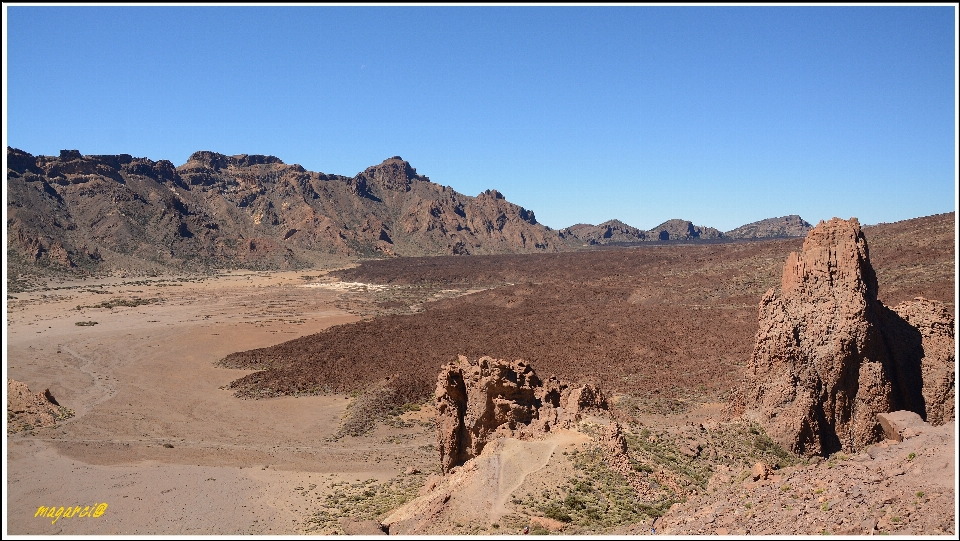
(724, 215, 813, 239)
(355, 156, 425, 193)
(185, 151, 284, 171)
(645, 219, 723, 241)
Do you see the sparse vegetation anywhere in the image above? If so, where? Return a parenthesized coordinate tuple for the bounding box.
(305, 474, 426, 534)
(75, 297, 160, 310)
(332, 379, 429, 438)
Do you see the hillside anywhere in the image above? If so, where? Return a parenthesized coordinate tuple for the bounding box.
(559, 219, 649, 245)
(6, 148, 572, 287)
(723, 215, 813, 239)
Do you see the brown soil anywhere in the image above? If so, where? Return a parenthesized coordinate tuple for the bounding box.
(6, 212, 953, 535)
(222, 213, 954, 416)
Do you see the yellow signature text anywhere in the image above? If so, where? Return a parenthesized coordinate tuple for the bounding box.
(35, 503, 108, 524)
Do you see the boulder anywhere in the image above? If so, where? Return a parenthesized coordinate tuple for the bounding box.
(731, 217, 955, 457)
(876, 410, 927, 442)
(435, 355, 606, 473)
(751, 461, 770, 481)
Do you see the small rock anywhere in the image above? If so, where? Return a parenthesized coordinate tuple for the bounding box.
(405, 467, 420, 475)
(339, 517, 387, 535)
(751, 461, 770, 481)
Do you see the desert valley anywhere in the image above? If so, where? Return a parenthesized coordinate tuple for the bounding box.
(5, 148, 956, 536)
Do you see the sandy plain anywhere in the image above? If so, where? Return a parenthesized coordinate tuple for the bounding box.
(5, 270, 439, 535)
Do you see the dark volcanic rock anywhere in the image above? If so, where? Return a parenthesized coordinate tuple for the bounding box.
(731, 217, 955, 457)
(436, 356, 606, 473)
(725, 215, 813, 239)
(646, 219, 723, 241)
(560, 219, 648, 245)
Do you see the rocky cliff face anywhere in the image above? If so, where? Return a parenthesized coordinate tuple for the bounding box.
(6, 148, 573, 280)
(731, 218, 954, 457)
(724, 215, 813, 239)
(435, 356, 606, 473)
(882, 298, 955, 427)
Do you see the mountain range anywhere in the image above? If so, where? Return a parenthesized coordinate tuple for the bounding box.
(6, 147, 812, 280)
(559, 215, 812, 245)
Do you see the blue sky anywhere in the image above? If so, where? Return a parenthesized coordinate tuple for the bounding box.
(4, 5, 956, 231)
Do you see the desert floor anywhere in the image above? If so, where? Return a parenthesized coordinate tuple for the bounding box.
(6, 270, 438, 535)
(5, 264, 956, 536)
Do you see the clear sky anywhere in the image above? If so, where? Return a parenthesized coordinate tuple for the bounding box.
(3, 5, 957, 231)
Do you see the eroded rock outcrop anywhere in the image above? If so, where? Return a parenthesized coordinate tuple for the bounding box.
(7, 379, 72, 434)
(435, 355, 606, 473)
(883, 298, 955, 426)
(732, 217, 954, 457)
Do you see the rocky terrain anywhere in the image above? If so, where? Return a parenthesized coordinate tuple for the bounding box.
(559, 219, 650, 245)
(5, 211, 954, 536)
(6, 148, 571, 289)
(220, 213, 953, 417)
(723, 215, 813, 239)
(369, 216, 955, 535)
(435, 356, 607, 473)
(646, 218, 724, 241)
(8, 147, 824, 290)
(729, 218, 955, 457)
(561, 217, 764, 245)
(653, 412, 955, 536)
(7, 379, 74, 434)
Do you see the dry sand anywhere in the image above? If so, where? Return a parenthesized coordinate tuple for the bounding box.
(5, 270, 436, 535)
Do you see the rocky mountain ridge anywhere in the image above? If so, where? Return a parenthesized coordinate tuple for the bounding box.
(560, 215, 813, 246)
(6, 148, 570, 282)
(4, 146, 836, 281)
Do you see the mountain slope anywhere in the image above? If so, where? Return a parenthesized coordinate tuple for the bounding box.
(6, 148, 572, 282)
(559, 219, 649, 245)
(645, 219, 724, 241)
(723, 215, 812, 239)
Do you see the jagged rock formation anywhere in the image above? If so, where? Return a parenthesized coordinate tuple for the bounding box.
(724, 215, 813, 239)
(7, 379, 72, 434)
(731, 217, 955, 457)
(6, 148, 572, 281)
(645, 219, 723, 241)
(435, 356, 606, 473)
(559, 219, 649, 245)
(882, 298, 955, 426)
